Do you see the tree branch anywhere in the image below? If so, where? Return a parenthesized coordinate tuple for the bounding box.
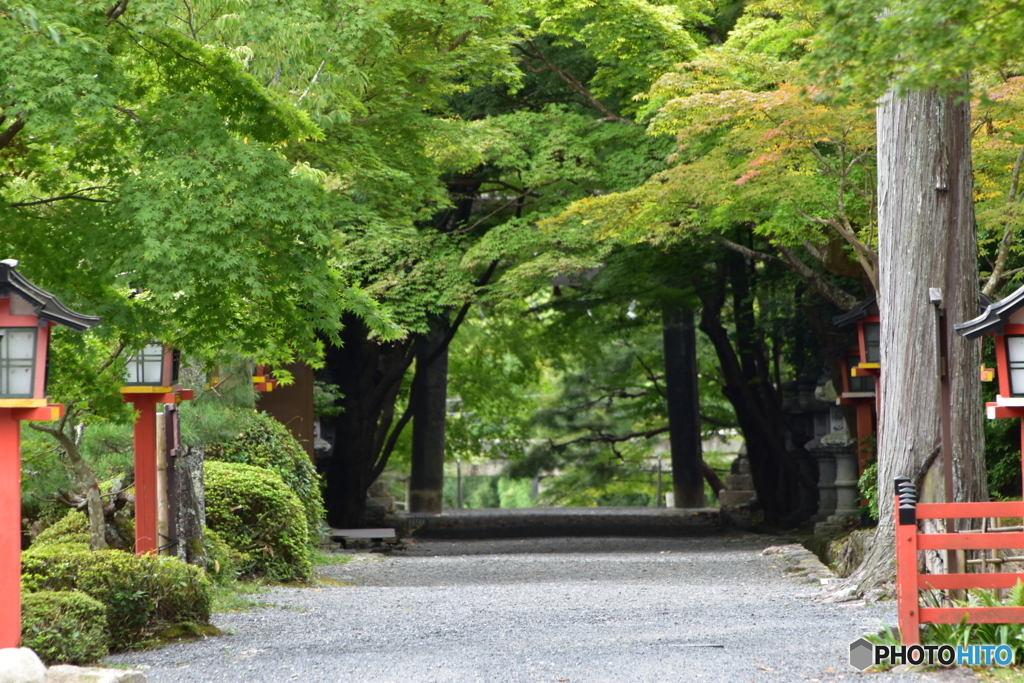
(775, 244, 859, 311)
(298, 59, 327, 103)
(369, 400, 414, 483)
(515, 41, 632, 124)
(95, 342, 127, 376)
(106, 0, 129, 23)
(0, 116, 25, 150)
(982, 146, 1024, 297)
(10, 186, 113, 208)
(792, 204, 878, 291)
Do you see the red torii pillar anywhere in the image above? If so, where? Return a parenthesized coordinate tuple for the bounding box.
(1, 404, 63, 648)
(121, 389, 192, 555)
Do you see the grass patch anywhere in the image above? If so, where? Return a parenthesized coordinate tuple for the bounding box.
(211, 581, 275, 613)
(141, 622, 222, 649)
(980, 667, 1024, 681)
(316, 577, 355, 587)
(312, 550, 353, 566)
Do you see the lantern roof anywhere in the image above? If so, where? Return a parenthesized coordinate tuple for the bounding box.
(832, 295, 878, 328)
(0, 260, 101, 331)
(956, 285, 1024, 340)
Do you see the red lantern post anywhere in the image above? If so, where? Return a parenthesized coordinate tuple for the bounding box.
(0, 260, 100, 648)
(121, 344, 192, 555)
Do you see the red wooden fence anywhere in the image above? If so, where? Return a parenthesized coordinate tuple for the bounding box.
(895, 477, 1024, 644)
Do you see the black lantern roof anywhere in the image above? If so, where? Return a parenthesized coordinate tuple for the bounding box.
(0, 260, 101, 331)
(832, 295, 877, 328)
(955, 285, 1024, 340)
(835, 292, 993, 336)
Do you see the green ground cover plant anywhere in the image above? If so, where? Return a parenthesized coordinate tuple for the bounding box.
(865, 582, 1024, 671)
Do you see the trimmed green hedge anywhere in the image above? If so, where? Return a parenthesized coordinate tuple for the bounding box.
(21, 590, 108, 664)
(203, 527, 243, 585)
(30, 508, 134, 551)
(204, 460, 311, 581)
(207, 411, 324, 547)
(21, 547, 211, 650)
(30, 510, 90, 551)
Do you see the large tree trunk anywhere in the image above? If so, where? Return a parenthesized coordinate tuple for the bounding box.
(409, 321, 449, 513)
(323, 314, 415, 528)
(843, 87, 985, 597)
(696, 255, 813, 525)
(663, 306, 705, 507)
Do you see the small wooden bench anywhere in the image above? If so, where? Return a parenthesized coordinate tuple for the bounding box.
(329, 528, 396, 549)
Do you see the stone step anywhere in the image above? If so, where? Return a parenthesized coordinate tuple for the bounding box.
(725, 474, 754, 490)
(718, 490, 756, 507)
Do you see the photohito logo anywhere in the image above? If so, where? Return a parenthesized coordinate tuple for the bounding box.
(849, 637, 1015, 671)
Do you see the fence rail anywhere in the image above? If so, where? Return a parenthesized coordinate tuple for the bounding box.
(895, 477, 1024, 644)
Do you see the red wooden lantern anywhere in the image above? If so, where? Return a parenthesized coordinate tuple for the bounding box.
(833, 297, 879, 472)
(955, 285, 1024, 491)
(120, 344, 191, 556)
(0, 259, 100, 648)
(252, 364, 278, 392)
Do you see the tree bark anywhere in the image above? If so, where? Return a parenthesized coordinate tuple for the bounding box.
(29, 421, 107, 551)
(663, 306, 705, 507)
(323, 314, 415, 528)
(843, 86, 985, 597)
(408, 320, 450, 513)
(695, 255, 813, 525)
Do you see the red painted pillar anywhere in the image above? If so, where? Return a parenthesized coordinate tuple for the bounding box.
(0, 409, 22, 647)
(856, 402, 874, 473)
(895, 486, 920, 645)
(131, 396, 159, 555)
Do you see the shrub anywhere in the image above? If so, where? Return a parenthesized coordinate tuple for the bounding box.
(21, 590, 108, 664)
(203, 527, 243, 585)
(21, 547, 211, 650)
(31, 508, 135, 552)
(207, 411, 324, 548)
(31, 510, 90, 550)
(204, 461, 311, 581)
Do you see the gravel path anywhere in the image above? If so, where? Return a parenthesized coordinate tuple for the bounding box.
(107, 534, 967, 683)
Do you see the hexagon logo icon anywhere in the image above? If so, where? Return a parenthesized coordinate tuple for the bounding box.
(849, 637, 874, 671)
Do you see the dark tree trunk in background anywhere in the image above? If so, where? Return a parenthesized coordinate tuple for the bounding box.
(695, 254, 813, 526)
(663, 306, 705, 508)
(840, 86, 985, 597)
(409, 321, 449, 513)
(323, 313, 414, 528)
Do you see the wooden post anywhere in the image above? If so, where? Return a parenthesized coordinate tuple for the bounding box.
(132, 394, 159, 555)
(0, 409, 21, 648)
(156, 408, 169, 555)
(895, 478, 921, 644)
(1, 404, 64, 648)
